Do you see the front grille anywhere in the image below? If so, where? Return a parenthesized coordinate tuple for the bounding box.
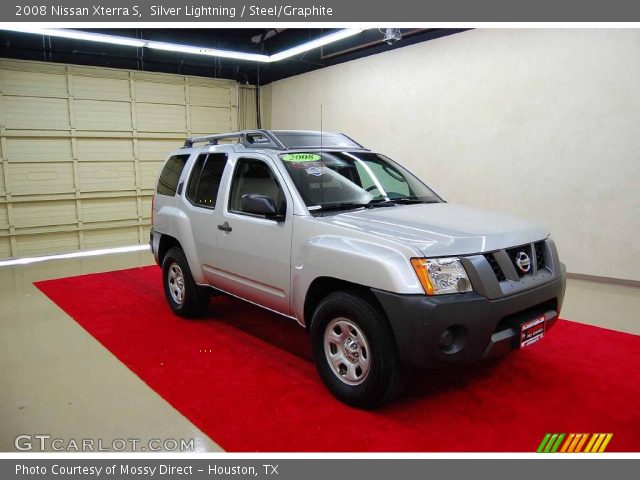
(534, 241, 546, 270)
(482, 240, 550, 283)
(507, 244, 533, 277)
(484, 253, 506, 282)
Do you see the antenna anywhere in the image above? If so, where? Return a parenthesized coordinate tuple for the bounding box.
(320, 104, 323, 151)
(320, 104, 324, 211)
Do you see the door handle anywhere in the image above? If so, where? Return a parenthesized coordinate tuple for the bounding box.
(217, 222, 232, 233)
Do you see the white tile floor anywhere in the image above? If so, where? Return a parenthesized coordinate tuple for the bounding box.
(0, 250, 638, 452)
(0, 251, 221, 453)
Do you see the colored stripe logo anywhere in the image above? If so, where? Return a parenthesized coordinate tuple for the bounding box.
(537, 433, 613, 453)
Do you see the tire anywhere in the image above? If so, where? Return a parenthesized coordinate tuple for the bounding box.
(162, 246, 209, 318)
(310, 290, 404, 409)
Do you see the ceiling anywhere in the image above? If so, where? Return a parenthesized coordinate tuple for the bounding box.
(0, 28, 467, 85)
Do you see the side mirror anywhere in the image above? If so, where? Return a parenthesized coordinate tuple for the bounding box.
(240, 194, 283, 220)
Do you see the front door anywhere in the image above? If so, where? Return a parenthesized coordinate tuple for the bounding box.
(207, 155, 293, 315)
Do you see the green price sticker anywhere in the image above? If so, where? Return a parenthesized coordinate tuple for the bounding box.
(281, 153, 322, 162)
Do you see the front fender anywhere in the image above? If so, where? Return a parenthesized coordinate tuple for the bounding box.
(291, 235, 423, 325)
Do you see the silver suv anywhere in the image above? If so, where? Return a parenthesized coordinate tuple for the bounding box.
(151, 130, 566, 408)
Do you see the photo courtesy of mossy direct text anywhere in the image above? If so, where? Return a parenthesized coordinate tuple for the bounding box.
(15, 464, 269, 477)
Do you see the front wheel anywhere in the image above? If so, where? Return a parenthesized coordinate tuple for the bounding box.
(310, 291, 404, 409)
(162, 246, 209, 318)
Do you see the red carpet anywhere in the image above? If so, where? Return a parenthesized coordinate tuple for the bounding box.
(35, 266, 640, 452)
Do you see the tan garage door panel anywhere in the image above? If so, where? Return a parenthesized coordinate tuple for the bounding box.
(190, 84, 232, 107)
(6, 138, 72, 162)
(190, 106, 233, 134)
(78, 162, 137, 192)
(138, 161, 166, 190)
(138, 139, 182, 160)
(1, 70, 68, 97)
(16, 231, 80, 257)
(8, 163, 75, 195)
(73, 75, 131, 101)
(3, 97, 70, 130)
(0, 58, 257, 259)
(83, 228, 140, 249)
(75, 100, 133, 131)
(136, 81, 186, 104)
(81, 197, 138, 223)
(141, 197, 152, 220)
(0, 203, 8, 226)
(12, 200, 78, 229)
(77, 138, 134, 161)
(136, 103, 187, 132)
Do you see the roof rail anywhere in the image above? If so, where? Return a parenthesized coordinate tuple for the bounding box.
(183, 130, 286, 149)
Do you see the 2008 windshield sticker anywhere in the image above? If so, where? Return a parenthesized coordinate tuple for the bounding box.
(281, 153, 322, 162)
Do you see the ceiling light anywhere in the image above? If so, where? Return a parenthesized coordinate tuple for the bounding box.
(382, 28, 403, 45)
(0, 27, 365, 63)
(146, 40, 270, 62)
(269, 28, 364, 62)
(4, 27, 146, 48)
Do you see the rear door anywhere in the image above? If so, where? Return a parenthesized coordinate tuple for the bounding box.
(181, 152, 230, 271)
(207, 154, 293, 315)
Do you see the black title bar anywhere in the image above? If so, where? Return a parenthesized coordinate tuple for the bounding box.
(3, 0, 640, 22)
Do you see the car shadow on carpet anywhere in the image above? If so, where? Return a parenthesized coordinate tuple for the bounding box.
(193, 292, 505, 407)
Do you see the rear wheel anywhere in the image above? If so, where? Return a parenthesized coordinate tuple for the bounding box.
(310, 291, 404, 409)
(162, 246, 209, 318)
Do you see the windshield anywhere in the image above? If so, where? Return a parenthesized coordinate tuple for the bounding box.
(279, 151, 442, 211)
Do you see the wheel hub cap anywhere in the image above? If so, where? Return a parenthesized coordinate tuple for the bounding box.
(343, 338, 359, 362)
(168, 263, 185, 305)
(323, 317, 371, 386)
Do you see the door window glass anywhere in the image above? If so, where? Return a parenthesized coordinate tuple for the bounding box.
(229, 158, 286, 216)
(186, 153, 228, 208)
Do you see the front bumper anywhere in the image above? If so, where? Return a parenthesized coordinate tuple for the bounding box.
(372, 267, 566, 369)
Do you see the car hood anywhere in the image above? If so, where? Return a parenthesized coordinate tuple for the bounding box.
(320, 203, 548, 257)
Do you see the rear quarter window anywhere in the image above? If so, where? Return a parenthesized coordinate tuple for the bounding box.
(157, 154, 189, 196)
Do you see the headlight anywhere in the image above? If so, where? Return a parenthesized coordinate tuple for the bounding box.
(410, 257, 473, 295)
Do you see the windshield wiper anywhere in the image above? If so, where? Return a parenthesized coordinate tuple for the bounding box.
(311, 202, 370, 213)
(387, 197, 439, 204)
(366, 198, 397, 207)
(312, 197, 437, 213)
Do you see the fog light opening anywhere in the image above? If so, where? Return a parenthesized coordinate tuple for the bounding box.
(439, 328, 455, 350)
(438, 325, 468, 354)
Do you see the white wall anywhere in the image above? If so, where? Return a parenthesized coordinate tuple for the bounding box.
(269, 29, 640, 281)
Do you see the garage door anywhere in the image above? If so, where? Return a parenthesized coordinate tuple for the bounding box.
(0, 58, 257, 259)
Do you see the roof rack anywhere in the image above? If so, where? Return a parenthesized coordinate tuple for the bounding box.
(183, 129, 367, 151)
(183, 130, 286, 149)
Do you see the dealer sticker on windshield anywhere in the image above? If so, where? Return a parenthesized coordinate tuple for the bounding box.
(520, 315, 546, 348)
(281, 153, 322, 162)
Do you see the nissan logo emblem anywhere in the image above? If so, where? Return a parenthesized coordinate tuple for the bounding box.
(515, 251, 531, 273)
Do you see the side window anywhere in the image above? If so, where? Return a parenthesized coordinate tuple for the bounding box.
(156, 155, 189, 196)
(186, 153, 228, 208)
(229, 158, 286, 216)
